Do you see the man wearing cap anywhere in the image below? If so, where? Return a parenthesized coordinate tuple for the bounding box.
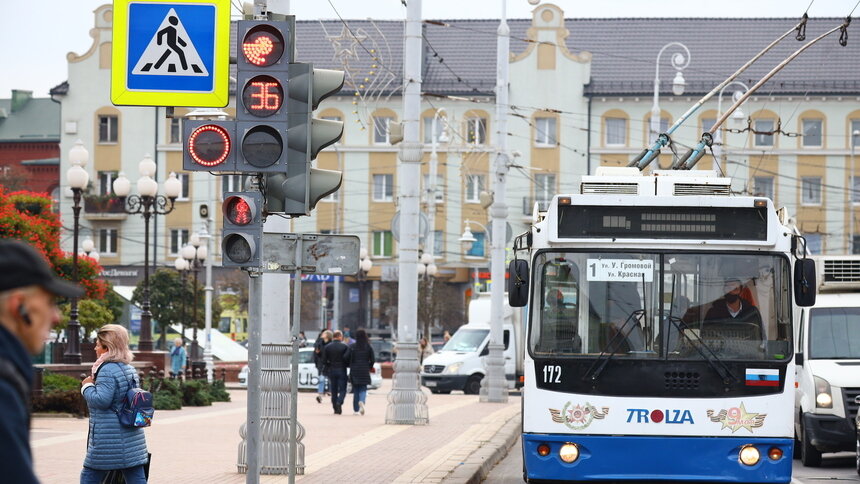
(0, 240, 84, 484)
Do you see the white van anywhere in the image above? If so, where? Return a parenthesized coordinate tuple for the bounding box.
(794, 255, 860, 467)
(420, 293, 523, 394)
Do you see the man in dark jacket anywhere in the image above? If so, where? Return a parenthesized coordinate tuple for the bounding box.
(0, 240, 84, 484)
(313, 330, 331, 403)
(703, 279, 764, 340)
(322, 330, 349, 414)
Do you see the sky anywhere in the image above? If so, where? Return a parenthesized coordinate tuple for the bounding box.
(0, 0, 855, 99)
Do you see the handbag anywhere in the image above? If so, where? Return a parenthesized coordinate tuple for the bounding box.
(100, 453, 151, 483)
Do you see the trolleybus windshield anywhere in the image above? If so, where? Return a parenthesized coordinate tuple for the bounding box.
(530, 251, 792, 361)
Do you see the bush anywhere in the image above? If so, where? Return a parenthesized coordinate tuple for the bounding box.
(208, 379, 231, 402)
(42, 371, 81, 393)
(152, 391, 182, 410)
(182, 380, 213, 406)
(32, 390, 87, 416)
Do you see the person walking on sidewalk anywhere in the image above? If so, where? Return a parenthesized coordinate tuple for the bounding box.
(169, 337, 186, 379)
(313, 330, 332, 403)
(346, 328, 375, 416)
(80, 324, 149, 483)
(322, 330, 349, 414)
(0, 240, 84, 484)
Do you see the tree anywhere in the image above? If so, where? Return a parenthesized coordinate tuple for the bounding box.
(219, 269, 249, 313)
(58, 299, 114, 340)
(132, 268, 222, 335)
(418, 279, 465, 342)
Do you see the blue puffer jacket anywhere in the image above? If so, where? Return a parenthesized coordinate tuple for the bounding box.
(82, 362, 148, 470)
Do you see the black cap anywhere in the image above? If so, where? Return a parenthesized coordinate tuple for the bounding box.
(0, 240, 85, 298)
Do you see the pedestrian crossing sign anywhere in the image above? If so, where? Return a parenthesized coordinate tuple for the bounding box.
(111, 0, 230, 107)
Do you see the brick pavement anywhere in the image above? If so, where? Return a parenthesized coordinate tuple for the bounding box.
(33, 380, 520, 483)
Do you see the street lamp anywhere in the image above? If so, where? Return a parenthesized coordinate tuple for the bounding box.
(459, 220, 488, 297)
(427, 108, 448, 265)
(713, 81, 750, 163)
(172, 256, 189, 352)
(64, 139, 89, 364)
(358, 247, 373, 329)
(81, 237, 100, 263)
(850, 129, 860, 254)
(651, 42, 691, 142)
(182, 235, 207, 362)
(113, 154, 181, 352)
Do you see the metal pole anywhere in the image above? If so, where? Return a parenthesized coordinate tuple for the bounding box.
(64, 189, 82, 364)
(139, 202, 154, 352)
(180, 269, 186, 343)
(288, 237, 302, 483)
(483, 0, 508, 403)
(851, 139, 856, 254)
(246, 269, 262, 484)
(386, 0, 428, 425)
(204, 213, 215, 381)
(192, 264, 199, 362)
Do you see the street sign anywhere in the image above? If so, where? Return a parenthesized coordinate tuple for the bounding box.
(261, 233, 359, 275)
(111, 0, 231, 107)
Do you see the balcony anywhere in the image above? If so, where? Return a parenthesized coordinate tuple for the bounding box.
(83, 194, 127, 220)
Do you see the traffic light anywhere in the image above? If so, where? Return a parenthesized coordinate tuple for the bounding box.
(267, 62, 344, 216)
(235, 20, 294, 173)
(222, 191, 263, 267)
(183, 120, 236, 171)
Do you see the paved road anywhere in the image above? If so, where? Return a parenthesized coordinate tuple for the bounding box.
(485, 437, 860, 483)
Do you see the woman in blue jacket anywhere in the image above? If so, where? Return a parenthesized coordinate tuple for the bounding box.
(80, 324, 148, 483)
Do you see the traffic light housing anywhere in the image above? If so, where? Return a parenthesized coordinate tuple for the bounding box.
(222, 191, 263, 267)
(268, 62, 344, 216)
(235, 20, 294, 173)
(183, 120, 236, 171)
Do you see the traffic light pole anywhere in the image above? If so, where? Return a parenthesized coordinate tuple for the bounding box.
(245, 268, 263, 484)
(288, 236, 302, 484)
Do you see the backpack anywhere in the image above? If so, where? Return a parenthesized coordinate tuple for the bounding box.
(98, 362, 154, 428)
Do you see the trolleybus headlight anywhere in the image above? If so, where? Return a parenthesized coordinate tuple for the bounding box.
(559, 443, 579, 463)
(739, 445, 761, 466)
(814, 375, 833, 408)
(537, 444, 551, 457)
(768, 447, 783, 461)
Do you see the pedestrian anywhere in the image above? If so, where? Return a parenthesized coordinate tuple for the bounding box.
(343, 325, 351, 340)
(419, 337, 435, 365)
(313, 330, 332, 403)
(346, 329, 375, 416)
(80, 324, 149, 483)
(0, 240, 83, 484)
(169, 337, 186, 379)
(298, 331, 307, 348)
(322, 330, 349, 414)
(443, 330, 452, 343)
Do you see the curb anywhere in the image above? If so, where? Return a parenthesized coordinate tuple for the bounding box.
(444, 411, 521, 484)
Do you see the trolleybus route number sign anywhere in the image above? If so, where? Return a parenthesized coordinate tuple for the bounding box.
(587, 259, 654, 282)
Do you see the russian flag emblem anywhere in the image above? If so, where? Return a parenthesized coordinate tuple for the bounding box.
(745, 368, 780, 386)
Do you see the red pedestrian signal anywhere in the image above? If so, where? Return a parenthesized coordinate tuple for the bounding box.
(241, 25, 285, 67)
(225, 195, 253, 225)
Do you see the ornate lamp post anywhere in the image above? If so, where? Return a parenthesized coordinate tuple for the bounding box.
(112, 155, 181, 352)
(650, 42, 691, 143)
(458, 220, 488, 298)
(64, 140, 89, 364)
(713, 81, 750, 162)
(172, 256, 189, 351)
(182, 234, 207, 361)
(358, 248, 373, 329)
(81, 237, 100, 263)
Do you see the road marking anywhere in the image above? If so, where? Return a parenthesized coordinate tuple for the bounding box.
(393, 404, 520, 483)
(302, 399, 476, 475)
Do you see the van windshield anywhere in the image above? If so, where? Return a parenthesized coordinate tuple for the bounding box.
(443, 329, 489, 352)
(809, 307, 860, 359)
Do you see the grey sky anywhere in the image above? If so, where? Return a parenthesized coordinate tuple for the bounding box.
(0, 0, 854, 99)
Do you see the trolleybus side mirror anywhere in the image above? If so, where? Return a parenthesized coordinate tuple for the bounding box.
(508, 259, 530, 307)
(794, 258, 816, 307)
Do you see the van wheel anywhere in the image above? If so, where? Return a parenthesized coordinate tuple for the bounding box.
(801, 422, 822, 467)
(464, 375, 483, 394)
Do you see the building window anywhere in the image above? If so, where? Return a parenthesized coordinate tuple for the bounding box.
(423, 116, 446, 144)
(754, 119, 775, 147)
(804, 233, 821, 255)
(802, 119, 823, 147)
(177, 173, 190, 200)
(169, 117, 182, 144)
(466, 174, 485, 203)
(373, 231, 393, 257)
(605, 117, 626, 146)
(466, 231, 486, 257)
(373, 116, 393, 144)
(852, 175, 860, 204)
(373, 174, 394, 202)
(701, 118, 716, 134)
(432, 230, 443, 257)
(853, 236, 860, 255)
(98, 171, 118, 196)
(801, 176, 822, 205)
(98, 115, 118, 143)
(752, 176, 774, 201)
(535, 174, 556, 203)
(170, 229, 189, 255)
(222, 174, 250, 194)
(534, 117, 557, 146)
(851, 120, 860, 147)
(465, 117, 487, 145)
(98, 228, 118, 255)
(422, 174, 444, 203)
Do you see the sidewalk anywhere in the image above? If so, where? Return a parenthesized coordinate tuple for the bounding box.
(32, 379, 520, 483)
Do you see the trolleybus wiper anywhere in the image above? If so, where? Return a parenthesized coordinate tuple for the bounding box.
(582, 309, 646, 383)
(667, 316, 736, 385)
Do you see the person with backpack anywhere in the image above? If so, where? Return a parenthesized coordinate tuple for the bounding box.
(346, 329, 375, 416)
(80, 324, 149, 483)
(0, 240, 84, 484)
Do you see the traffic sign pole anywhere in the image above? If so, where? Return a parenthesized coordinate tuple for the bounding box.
(289, 236, 302, 484)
